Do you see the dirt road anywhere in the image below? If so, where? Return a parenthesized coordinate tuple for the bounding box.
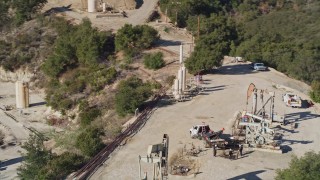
(45, 0, 159, 31)
(91, 63, 319, 180)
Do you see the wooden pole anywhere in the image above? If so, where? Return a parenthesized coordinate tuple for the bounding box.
(197, 15, 200, 39)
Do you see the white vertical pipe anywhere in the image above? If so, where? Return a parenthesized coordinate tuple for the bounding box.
(16, 81, 22, 109)
(174, 79, 179, 95)
(24, 82, 29, 108)
(102, 3, 106, 12)
(178, 68, 183, 94)
(182, 66, 186, 91)
(88, 0, 96, 13)
(179, 45, 183, 64)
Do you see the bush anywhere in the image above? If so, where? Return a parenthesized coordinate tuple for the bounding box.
(115, 77, 153, 116)
(88, 67, 117, 91)
(75, 127, 105, 157)
(275, 151, 320, 180)
(79, 107, 101, 127)
(41, 152, 85, 179)
(143, 52, 165, 70)
(115, 24, 159, 56)
(310, 81, 320, 103)
(18, 134, 86, 179)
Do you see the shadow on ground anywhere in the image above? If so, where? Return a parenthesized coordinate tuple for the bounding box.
(156, 39, 182, 47)
(136, 0, 144, 9)
(29, 101, 47, 107)
(227, 170, 266, 180)
(214, 64, 261, 75)
(44, 4, 72, 15)
(285, 111, 320, 122)
(0, 157, 24, 171)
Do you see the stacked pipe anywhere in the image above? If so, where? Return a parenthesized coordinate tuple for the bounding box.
(172, 44, 187, 100)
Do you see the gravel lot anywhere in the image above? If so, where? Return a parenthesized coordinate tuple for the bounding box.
(91, 62, 319, 180)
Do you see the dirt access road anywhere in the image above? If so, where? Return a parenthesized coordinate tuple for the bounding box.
(45, 0, 159, 31)
(91, 63, 319, 180)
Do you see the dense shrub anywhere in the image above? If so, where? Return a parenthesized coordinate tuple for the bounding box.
(79, 107, 101, 126)
(18, 135, 86, 179)
(115, 24, 159, 57)
(42, 18, 114, 78)
(11, 0, 48, 25)
(43, 152, 85, 179)
(143, 52, 165, 70)
(275, 151, 320, 180)
(75, 127, 105, 157)
(115, 77, 153, 116)
(310, 81, 320, 103)
(88, 67, 117, 91)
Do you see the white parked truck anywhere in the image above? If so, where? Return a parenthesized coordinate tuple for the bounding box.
(190, 125, 210, 138)
(283, 93, 302, 108)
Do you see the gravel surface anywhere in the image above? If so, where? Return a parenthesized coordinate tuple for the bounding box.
(91, 63, 320, 180)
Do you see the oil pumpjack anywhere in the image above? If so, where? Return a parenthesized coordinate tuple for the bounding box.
(138, 134, 169, 180)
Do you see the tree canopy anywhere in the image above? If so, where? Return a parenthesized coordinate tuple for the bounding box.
(115, 77, 153, 116)
(18, 134, 85, 179)
(275, 151, 320, 180)
(115, 24, 159, 56)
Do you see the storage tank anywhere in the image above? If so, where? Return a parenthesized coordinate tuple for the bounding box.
(181, 66, 186, 91)
(88, 0, 96, 13)
(15, 81, 29, 109)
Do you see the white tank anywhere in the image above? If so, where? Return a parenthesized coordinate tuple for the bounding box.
(88, 0, 96, 13)
(102, 3, 106, 12)
(174, 78, 179, 95)
(179, 45, 183, 64)
(181, 66, 186, 91)
(16, 81, 29, 109)
(178, 68, 183, 94)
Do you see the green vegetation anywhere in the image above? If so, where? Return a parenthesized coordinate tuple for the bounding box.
(0, 0, 47, 28)
(12, 0, 47, 25)
(41, 18, 117, 112)
(143, 52, 165, 70)
(160, 0, 320, 102)
(275, 151, 320, 180)
(18, 135, 85, 179)
(79, 107, 101, 127)
(115, 77, 153, 116)
(75, 127, 105, 157)
(310, 81, 320, 103)
(42, 18, 114, 78)
(115, 24, 159, 57)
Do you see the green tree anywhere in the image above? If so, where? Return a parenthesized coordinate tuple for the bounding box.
(115, 77, 152, 116)
(143, 52, 165, 70)
(115, 24, 159, 56)
(0, 0, 10, 30)
(18, 135, 52, 179)
(275, 151, 320, 180)
(79, 107, 101, 127)
(185, 31, 229, 74)
(310, 81, 320, 103)
(75, 127, 105, 157)
(43, 152, 85, 179)
(12, 0, 48, 25)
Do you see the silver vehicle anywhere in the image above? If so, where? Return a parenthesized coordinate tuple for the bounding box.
(252, 63, 267, 71)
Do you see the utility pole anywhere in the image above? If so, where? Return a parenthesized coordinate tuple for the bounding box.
(197, 15, 200, 39)
(175, 11, 178, 26)
(165, 7, 168, 23)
